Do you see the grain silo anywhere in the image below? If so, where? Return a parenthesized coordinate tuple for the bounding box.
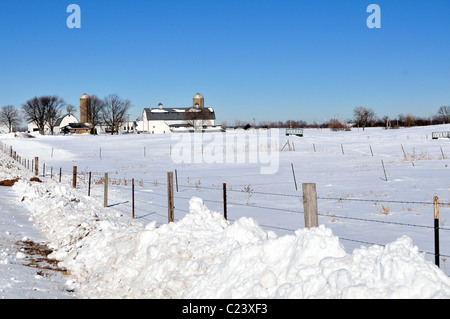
(193, 93, 204, 109)
(80, 93, 90, 123)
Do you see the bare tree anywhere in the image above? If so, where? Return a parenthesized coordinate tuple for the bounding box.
(66, 104, 77, 116)
(22, 95, 65, 135)
(43, 96, 65, 135)
(437, 106, 450, 124)
(353, 106, 376, 131)
(88, 95, 105, 134)
(101, 94, 131, 135)
(22, 97, 46, 135)
(0, 105, 19, 133)
(183, 107, 211, 132)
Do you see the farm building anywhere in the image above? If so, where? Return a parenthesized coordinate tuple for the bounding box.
(28, 114, 79, 134)
(141, 93, 220, 134)
(61, 122, 93, 134)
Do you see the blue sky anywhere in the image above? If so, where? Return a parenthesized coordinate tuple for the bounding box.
(0, 0, 449, 124)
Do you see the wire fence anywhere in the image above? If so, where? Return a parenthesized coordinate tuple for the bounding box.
(70, 171, 450, 261)
(2, 140, 450, 272)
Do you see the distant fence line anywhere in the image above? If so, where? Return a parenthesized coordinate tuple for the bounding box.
(1, 140, 450, 268)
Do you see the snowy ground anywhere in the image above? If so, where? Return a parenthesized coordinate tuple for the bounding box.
(0, 125, 449, 298)
(0, 186, 73, 298)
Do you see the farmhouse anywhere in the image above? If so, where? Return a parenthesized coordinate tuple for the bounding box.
(142, 93, 220, 134)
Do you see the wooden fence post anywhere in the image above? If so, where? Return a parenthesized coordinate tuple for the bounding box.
(59, 168, 62, 183)
(434, 196, 440, 267)
(223, 183, 227, 220)
(34, 157, 39, 176)
(302, 183, 318, 228)
(72, 166, 77, 188)
(104, 172, 108, 207)
(167, 172, 174, 223)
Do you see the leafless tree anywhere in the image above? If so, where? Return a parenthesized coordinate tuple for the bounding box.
(353, 106, 376, 131)
(0, 105, 19, 133)
(183, 107, 211, 132)
(437, 106, 450, 124)
(101, 94, 131, 135)
(22, 96, 65, 135)
(43, 96, 65, 135)
(22, 97, 46, 135)
(88, 95, 106, 134)
(66, 104, 77, 116)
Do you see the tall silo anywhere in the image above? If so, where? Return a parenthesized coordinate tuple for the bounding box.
(80, 93, 90, 123)
(193, 93, 204, 109)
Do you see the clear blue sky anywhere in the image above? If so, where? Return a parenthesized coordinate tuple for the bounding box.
(1, 0, 449, 124)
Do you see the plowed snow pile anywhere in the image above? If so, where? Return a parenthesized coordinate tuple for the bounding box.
(10, 177, 450, 299)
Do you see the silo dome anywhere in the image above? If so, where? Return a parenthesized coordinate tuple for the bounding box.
(80, 93, 90, 100)
(193, 93, 205, 109)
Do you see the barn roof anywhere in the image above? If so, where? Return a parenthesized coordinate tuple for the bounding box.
(143, 107, 216, 121)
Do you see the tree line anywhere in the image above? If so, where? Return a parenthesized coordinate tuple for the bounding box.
(1, 100, 449, 134)
(0, 94, 131, 135)
(230, 106, 450, 130)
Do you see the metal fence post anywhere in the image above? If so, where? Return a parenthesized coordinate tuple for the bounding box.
(434, 196, 440, 267)
(167, 172, 174, 223)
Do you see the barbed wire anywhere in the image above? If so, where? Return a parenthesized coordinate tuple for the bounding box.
(2, 146, 450, 265)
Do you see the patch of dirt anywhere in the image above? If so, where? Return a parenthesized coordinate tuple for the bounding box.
(15, 240, 70, 276)
(0, 178, 19, 187)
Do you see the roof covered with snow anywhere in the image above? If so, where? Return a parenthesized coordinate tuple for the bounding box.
(143, 107, 216, 121)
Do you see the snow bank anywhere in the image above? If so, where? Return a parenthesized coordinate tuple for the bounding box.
(11, 175, 450, 299)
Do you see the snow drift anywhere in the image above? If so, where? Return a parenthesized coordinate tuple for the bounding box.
(11, 175, 450, 299)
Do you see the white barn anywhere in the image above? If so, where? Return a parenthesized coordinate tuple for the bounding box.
(141, 93, 218, 134)
(28, 114, 79, 134)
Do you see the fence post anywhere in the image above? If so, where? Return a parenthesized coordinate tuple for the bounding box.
(34, 157, 39, 176)
(167, 172, 174, 223)
(302, 183, 318, 228)
(88, 172, 92, 196)
(381, 160, 388, 181)
(291, 163, 298, 191)
(434, 196, 440, 267)
(132, 178, 135, 219)
(223, 183, 227, 220)
(59, 167, 62, 183)
(104, 172, 108, 207)
(72, 166, 77, 188)
(401, 144, 407, 160)
(175, 169, 179, 192)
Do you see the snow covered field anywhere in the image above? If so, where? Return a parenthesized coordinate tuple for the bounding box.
(0, 124, 449, 298)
